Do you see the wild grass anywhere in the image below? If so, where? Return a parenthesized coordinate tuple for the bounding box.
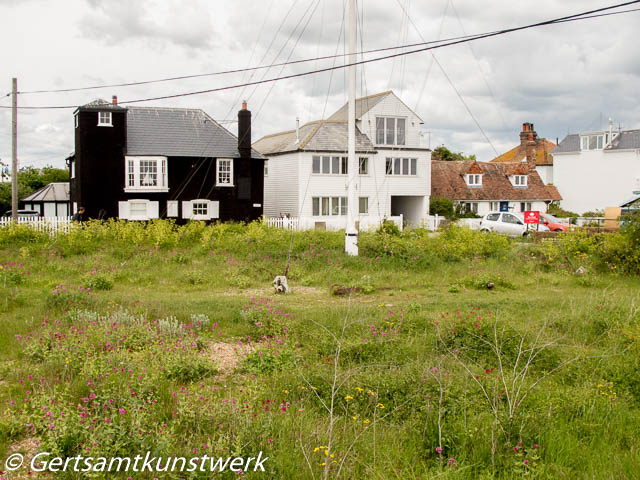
(0, 220, 638, 478)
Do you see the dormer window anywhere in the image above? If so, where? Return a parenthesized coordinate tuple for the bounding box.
(580, 133, 612, 151)
(376, 117, 406, 145)
(466, 174, 482, 186)
(514, 175, 527, 186)
(98, 111, 112, 127)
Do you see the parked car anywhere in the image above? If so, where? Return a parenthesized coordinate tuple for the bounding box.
(1, 209, 40, 219)
(538, 213, 568, 232)
(479, 212, 549, 237)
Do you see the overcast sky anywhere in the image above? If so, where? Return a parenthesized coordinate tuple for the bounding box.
(1, 0, 639, 169)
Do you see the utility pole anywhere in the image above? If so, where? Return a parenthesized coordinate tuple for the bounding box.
(11, 78, 18, 220)
(345, 0, 358, 256)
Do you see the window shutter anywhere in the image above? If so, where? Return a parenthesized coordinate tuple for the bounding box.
(167, 200, 178, 217)
(118, 201, 130, 220)
(148, 201, 159, 219)
(182, 201, 193, 219)
(209, 201, 220, 219)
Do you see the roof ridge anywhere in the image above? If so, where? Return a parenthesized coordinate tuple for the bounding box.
(298, 122, 324, 149)
(355, 90, 392, 102)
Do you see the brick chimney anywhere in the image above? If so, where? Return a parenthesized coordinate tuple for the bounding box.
(238, 101, 251, 158)
(112, 95, 118, 106)
(525, 132, 537, 168)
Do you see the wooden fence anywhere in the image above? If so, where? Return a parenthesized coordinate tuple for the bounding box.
(0, 216, 73, 234)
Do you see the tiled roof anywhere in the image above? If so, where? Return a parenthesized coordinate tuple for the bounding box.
(431, 161, 562, 201)
(253, 120, 375, 155)
(22, 182, 70, 202)
(327, 91, 392, 122)
(491, 138, 555, 165)
(466, 162, 483, 174)
(126, 107, 265, 159)
(553, 129, 640, 154)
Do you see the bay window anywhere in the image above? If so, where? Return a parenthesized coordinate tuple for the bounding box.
(124, 156, 168, 192)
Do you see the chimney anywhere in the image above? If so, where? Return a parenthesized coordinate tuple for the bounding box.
(295, 117, 300, 144)
(112, 95, 118, 106)
(525, 132, 536, 168)
(238, 100, 251, 158)
(519, 122, 538, 154)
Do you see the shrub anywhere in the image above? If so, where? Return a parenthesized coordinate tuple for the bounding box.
(83, 275, 114, 291)
(429, 197, 455, 218)
(241, 348, 293, 373)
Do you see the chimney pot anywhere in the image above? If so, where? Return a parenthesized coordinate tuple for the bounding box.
(112, 95, 118, 106)
(242, 100, 247, 110)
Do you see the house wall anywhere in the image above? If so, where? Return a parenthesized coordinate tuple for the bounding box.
(72, 108, 127, 219)
(121, 157, 264, 222)
(358, 93, 423, 149)
(296, 150, 430, 223)
(73, 107, 264, 222)
(263, 153, 300, 217)
(535, 165, 553, 185)
(459, 200, 549, 216)
(554, 149, 640, 213)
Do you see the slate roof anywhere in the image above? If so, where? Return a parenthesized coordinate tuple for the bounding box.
(22, 182, 70, 202)
(327, 91, 392, 122)
(126, 106, 265, 159)
(78, 99, 126, 111)
(253, 120, 375, 155)
(491, 138, 556, 165)
(553, 129, 640, 154)
(431, 161, 562, 202)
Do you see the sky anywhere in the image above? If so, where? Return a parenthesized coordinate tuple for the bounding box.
(1, 0, 639, 170)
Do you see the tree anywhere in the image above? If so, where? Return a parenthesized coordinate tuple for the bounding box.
(432, 145, 476, 162)
(0, 166, 69, 214)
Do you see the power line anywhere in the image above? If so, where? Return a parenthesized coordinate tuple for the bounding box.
(4, 1, 640, 110)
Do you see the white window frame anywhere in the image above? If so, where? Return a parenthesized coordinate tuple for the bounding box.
(181, 200, 219, 220)
(118, 199, 159, 221)
(70, 160, 75, 179)
(312, 156, 348, 175)
(124, 156, 168, 193)
(514, 175, 527, 186)
(312, 196, 347, 216)
(98, 111, 112, 127)
(216, 158, 234, 186)
(385, 158, 417, 176)
(359, 196, 369, 215)
(465, 202, 478, 214)
(359, 157, 369, 175)
(376, 117, 407, 146)
(580, 134, 605, 151)
(466, 174, 482, 186)
(520, 202, 533, 212)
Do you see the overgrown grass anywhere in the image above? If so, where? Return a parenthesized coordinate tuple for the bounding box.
(0, 220, 638, 479)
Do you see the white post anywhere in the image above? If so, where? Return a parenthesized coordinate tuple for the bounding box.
(345, 0, 358, 256)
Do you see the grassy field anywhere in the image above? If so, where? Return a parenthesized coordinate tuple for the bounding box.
(0, 221, 639, 479)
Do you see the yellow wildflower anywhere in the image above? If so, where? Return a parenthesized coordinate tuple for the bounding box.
(376, 403, 385, 409)
(344, 395, 353, 402)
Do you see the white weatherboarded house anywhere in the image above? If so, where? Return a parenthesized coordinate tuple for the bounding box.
(553, 126, 640, 214)
(254, 91, 431, 228)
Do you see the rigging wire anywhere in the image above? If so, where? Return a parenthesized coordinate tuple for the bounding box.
(3, 1, 640, 110)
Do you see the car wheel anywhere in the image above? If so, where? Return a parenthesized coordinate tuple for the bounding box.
(553, 229, 563, 232)
(480, 228, 490, 233)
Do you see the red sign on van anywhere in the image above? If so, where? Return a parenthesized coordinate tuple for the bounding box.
(524, 211, 540, 224)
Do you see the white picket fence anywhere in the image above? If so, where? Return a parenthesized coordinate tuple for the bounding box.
(0, 216, 73, 234)
(264, 215, 404, 232)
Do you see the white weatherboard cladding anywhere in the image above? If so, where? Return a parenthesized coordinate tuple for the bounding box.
(466, 201, 549, 216)
(553, 149, 640, 214)
(359, 93, 423, 149)
(263, 152, 300, 217)
(296, 150, 430, 220)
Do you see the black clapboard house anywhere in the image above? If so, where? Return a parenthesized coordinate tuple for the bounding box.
(67, 97, 265, 222)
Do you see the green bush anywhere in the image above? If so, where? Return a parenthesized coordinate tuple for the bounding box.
(429, 197, 455, 218)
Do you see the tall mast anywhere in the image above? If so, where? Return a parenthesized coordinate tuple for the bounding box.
(345, 0, 358, 256)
